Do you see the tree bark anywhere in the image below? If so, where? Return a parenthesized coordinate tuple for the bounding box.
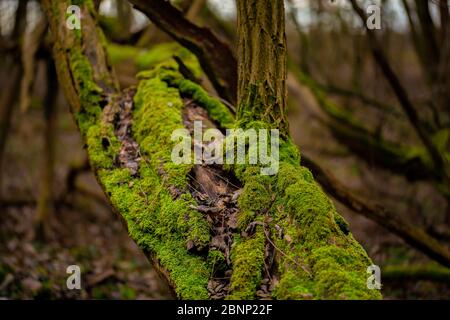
(236, 0, 289, 136)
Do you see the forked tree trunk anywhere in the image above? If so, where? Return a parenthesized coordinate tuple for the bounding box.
(43, 0, 381, 300)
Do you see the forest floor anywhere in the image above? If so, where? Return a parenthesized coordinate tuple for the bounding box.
(0, 100, 172, 299)
(1, 81, 449, 299)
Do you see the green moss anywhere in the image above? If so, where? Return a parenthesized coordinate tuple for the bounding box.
(133, 76, 192, 190)
(208, 249, 227, 272)
(178, 79, 235, 129)
(238, 172, 271, 230)
(173, 73, 380, 299)
(51, 1, 212, 300)
(270, 162, 381, 300)
(131, 79, 205, 247)
(272, 271, 314, 299)
(72, 59, 213, 299)
(69, 48, 102, 121)
(98, 163, 210, 299)
(237, 175, 272, 213)
(217, 131, 380, 299)
(107, 44, 141, 65)
(107, 42, 203, 79)
(228, 230, 266, 300)
(86, 123, 120, 169)
(111, 71, 213, 298)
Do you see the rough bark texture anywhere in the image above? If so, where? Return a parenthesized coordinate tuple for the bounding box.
(236, 0, 289, 136)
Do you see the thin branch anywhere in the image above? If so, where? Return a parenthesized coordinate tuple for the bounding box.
(315, 79, 403, 118)
(349, 0, 446, 180)
(291, 65, 438, 182)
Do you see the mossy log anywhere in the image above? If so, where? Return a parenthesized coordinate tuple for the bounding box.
(43, 0, 381, 300)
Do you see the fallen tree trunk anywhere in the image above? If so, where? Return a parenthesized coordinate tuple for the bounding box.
(43, 0, 381, 299)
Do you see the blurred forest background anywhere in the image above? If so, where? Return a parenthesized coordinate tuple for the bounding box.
(1, 0, 450, 299)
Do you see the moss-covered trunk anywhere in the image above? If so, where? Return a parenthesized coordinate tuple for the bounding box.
(229, 0, 382, 299)
(43, 0, 381, 300)
(236, 0, 288, 136)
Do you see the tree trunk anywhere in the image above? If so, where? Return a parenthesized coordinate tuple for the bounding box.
(236, 0, 289, 136)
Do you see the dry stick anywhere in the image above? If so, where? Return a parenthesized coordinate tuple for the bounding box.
(349, 0, 446, 180)
(128, 0, 237, 105)
(301, 154, 450, 268)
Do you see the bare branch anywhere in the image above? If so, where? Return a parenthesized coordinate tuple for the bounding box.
(128, 0, 237, 105)
(349, 0, 448, 184)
